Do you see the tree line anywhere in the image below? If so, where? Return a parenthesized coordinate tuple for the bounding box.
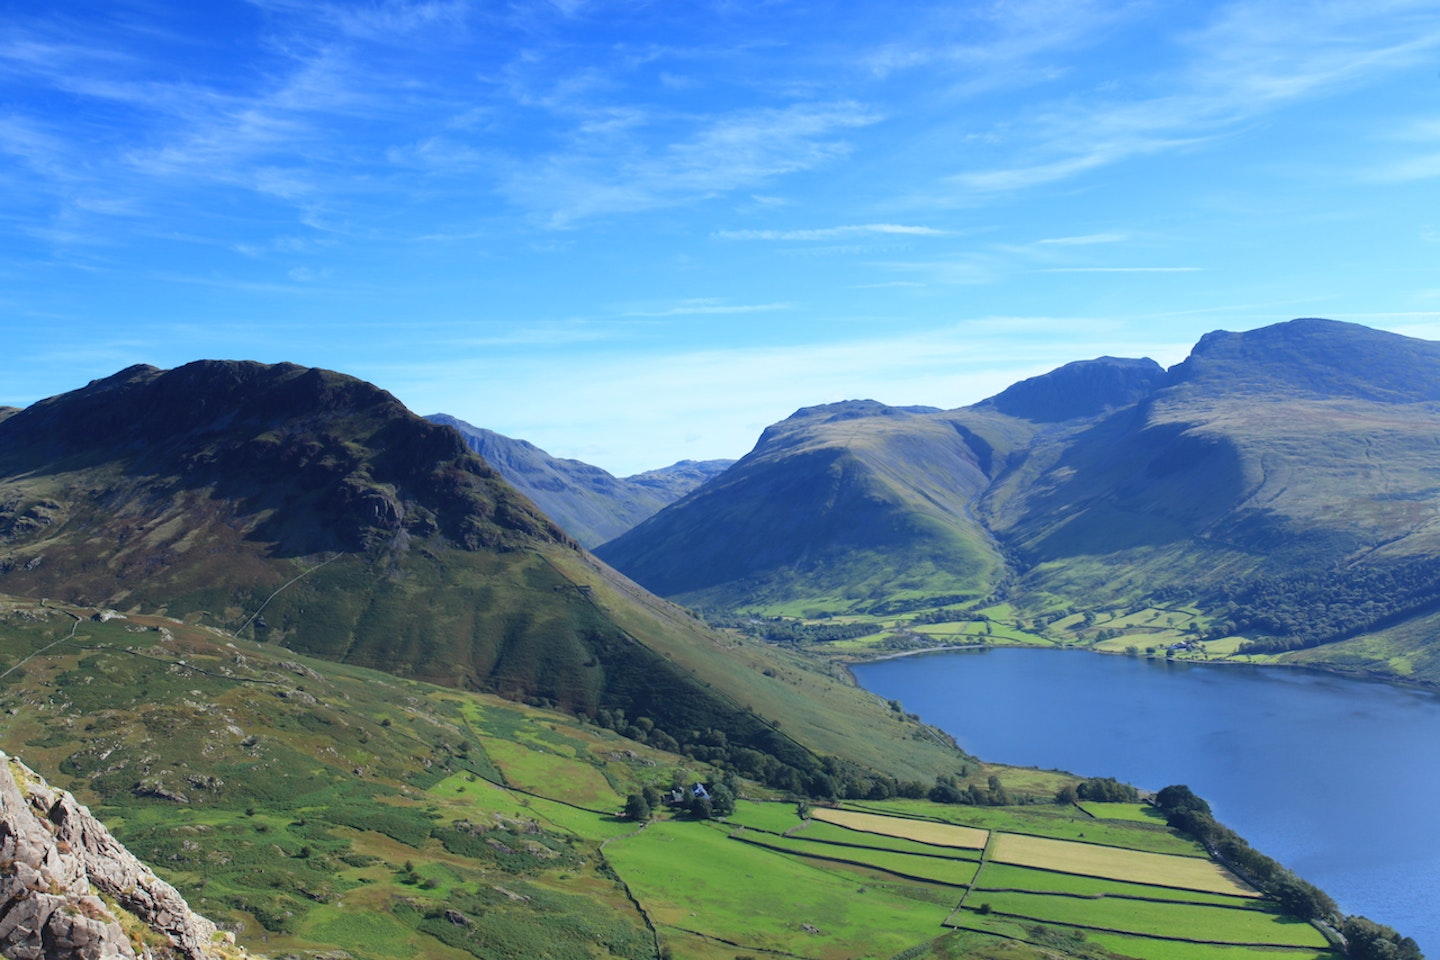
(1205, 555, 1440, 653)
(1152, 785, 1421, 960)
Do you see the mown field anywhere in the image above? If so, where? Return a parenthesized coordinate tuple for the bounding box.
(0, 596, 1340, 960)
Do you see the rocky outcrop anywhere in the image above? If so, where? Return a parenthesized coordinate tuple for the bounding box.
(0, 750, 235, 960)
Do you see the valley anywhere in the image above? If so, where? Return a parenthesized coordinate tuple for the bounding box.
(1, 324, 1434, 959)
(0, 595, 1349, 960)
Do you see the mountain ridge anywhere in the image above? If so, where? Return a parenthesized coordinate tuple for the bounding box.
(597, 318, 1440, 682)
(427, 413, 732, 548)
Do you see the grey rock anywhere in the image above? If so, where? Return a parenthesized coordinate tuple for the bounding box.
(1, 750, 239, 959)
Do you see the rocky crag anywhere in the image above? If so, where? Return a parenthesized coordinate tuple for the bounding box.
(0, 750, 236, 960)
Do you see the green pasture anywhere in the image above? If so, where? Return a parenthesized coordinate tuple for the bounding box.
(734, 829, 981, 888)
(1083, 933, 1337, 960)
(605, 819, 953, 959)
(481, 737, 620, 810)
(962, 891, 1326, 947)
(726, 798, 804, 833)
(1080, 802, 1169, 824)
(972, 862, 1257, 908)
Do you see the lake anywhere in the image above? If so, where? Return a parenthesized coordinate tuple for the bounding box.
(851, 648, 1440, 956)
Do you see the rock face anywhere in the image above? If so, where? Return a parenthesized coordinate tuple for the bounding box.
(0, 751, 231, 960)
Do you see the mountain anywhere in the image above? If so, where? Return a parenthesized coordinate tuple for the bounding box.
(598, 399, 1022, 613)
(1, 750, 230, 960)
(427, 414, 731, 548)
(597, 319, 1440, 682)
(0, 361, 964, 788)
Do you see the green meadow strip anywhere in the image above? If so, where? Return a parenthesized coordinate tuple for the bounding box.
(604, 819, 953, 958)
(959, 891, 1330, 947)
(1079, 802, 1170, 824)
(972, 862, 1259, 907)
(731, 829, 981, 888)
(724, 799, 804, 834)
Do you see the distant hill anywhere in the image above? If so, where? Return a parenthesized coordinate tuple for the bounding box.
(598, 399, 1021, 613)
(0, 361, 965, 789)
(428, 414, 732, 548)
(598, 319, 1440, 683)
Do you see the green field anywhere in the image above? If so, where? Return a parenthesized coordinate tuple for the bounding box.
(961, 891, 1326, 947)
(605, 819, 956, 958)
(734, 829, 982, 887)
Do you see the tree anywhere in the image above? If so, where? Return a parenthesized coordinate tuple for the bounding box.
(1155, 784, 1211, 817)
(709, 782, 736, 817)
(624, 792, 652, 822)
(688, 793, 714, 820)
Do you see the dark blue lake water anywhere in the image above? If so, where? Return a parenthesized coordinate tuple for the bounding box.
(850, 648, 1440, 956)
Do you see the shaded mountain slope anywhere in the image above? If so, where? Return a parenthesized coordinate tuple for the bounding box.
(0, 361, 965, 788)
(989, 320, 1440, 607)
(428, 413, 731, 548)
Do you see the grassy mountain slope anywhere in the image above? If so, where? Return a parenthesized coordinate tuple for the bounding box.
(595, 321, 1440, 683)
(990, 320, 1440, 612)
(597, 400, 1021, 615)
(428, 414, 731, 548)
(0, 361, 964, 789)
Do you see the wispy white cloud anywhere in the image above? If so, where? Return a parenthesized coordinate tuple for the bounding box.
(621, 299, 795, 317)
(1038, 232, 1128, 245)
(715, 223, 948, 241)
(504, 101, 881, 226)
(1039, 266, 1203, 273)
(946, 0, 1440, 197)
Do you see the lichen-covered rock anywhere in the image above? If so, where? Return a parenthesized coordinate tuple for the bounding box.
(0, 750, 238, 960)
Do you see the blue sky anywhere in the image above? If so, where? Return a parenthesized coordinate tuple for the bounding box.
(3, 0, 1439, 475)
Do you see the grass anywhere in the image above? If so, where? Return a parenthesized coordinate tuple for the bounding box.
(734, 829, 983, 888)
(972, 863, 1257, 908)
(1079, 802, 1170, 824)
(959, 892, 1328, 948)
(604, 818, 956, 958)
(726, 798, 805, 833)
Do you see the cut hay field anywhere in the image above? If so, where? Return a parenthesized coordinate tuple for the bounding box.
(794, 818, 987, 859)
(847, 799, 1206, 856)
(811, 806, 989, 849)
(990, 833, 1258, 896)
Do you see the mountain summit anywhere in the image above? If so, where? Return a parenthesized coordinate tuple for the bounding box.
(0, 360, 965, 788)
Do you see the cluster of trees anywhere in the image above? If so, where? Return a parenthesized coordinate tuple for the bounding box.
(702, 614, 878, 645)
(1055, 777, 1139, 804)
(928, 773, 1011, 806)
(1207, 556, 1440, 653)
(1341, 916, 1424, 960)
(624, 773, 739, 822)
(1152, 785, 1337, 922)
